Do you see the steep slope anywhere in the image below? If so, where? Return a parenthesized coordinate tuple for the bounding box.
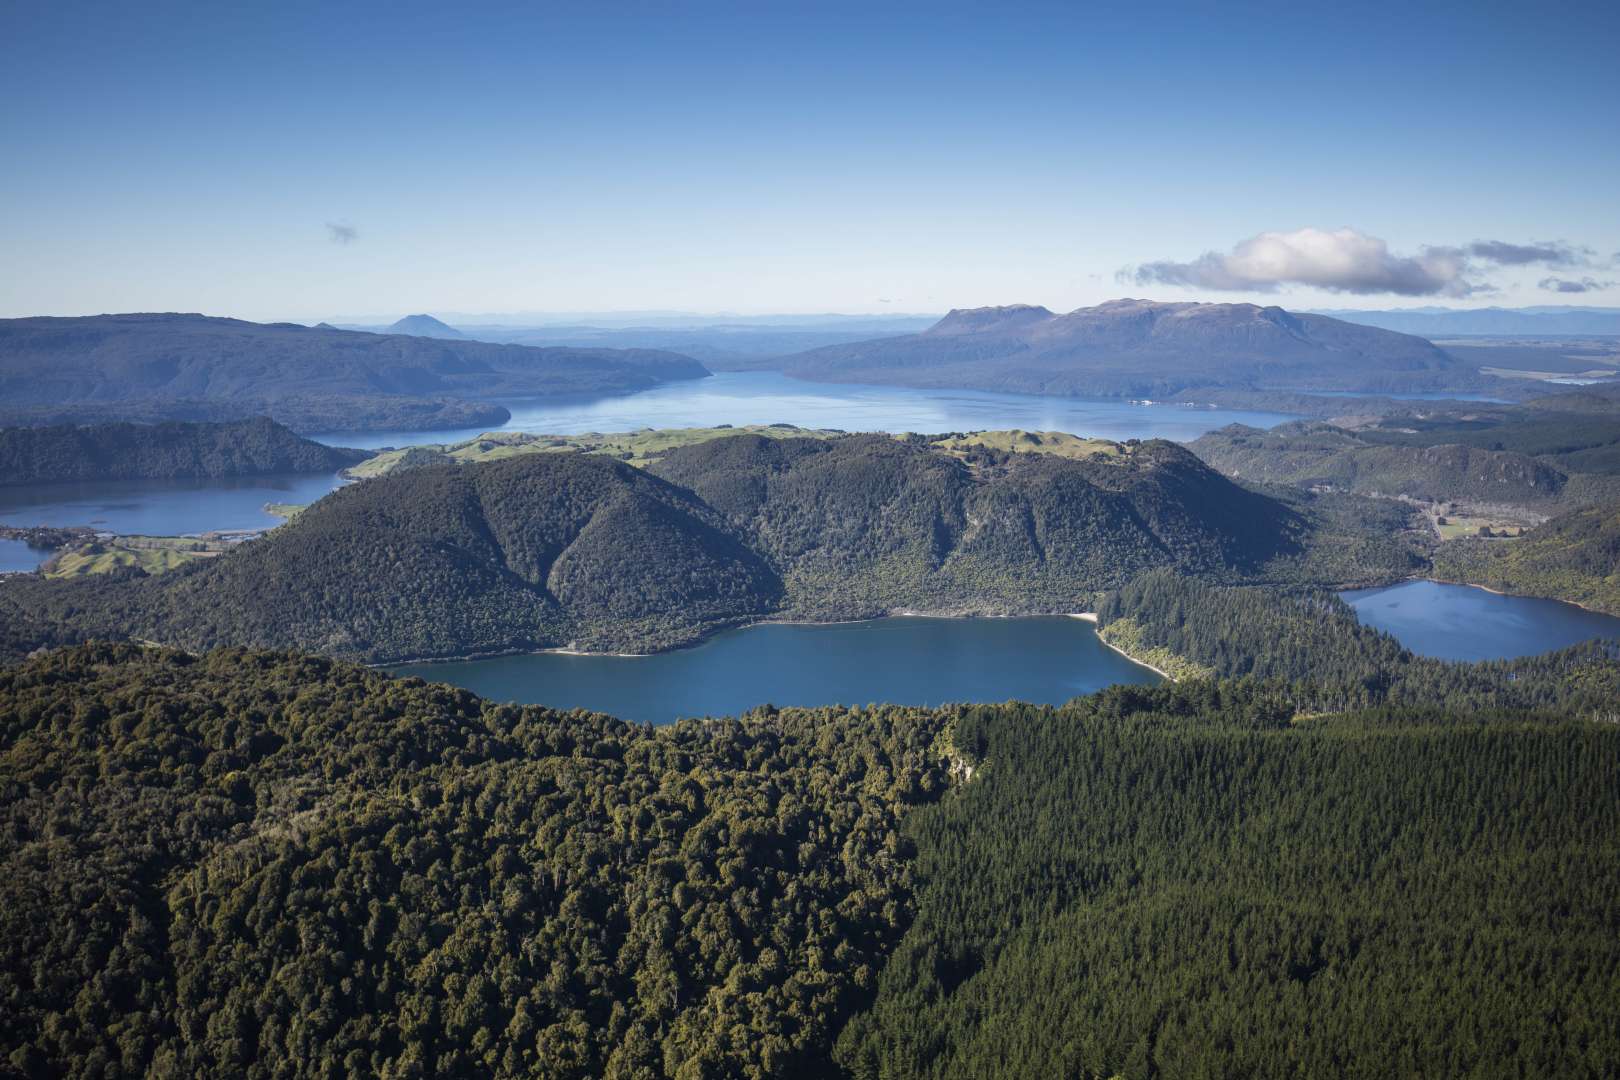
(777, 299, 1471, 397)
(0, 313, 710, 432)
(649, 434, 1306, 618)
(0, 417, 368, 486)
(1, 433, 1326, 663)
(4, 453, 781, 660)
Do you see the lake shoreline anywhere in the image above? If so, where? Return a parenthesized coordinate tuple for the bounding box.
(1079, 616, 1176, 681)
(1369, 575, 1619, 619)
(381, 607, 1164, 675)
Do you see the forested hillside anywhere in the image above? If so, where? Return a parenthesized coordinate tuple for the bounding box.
(1434, 503, 1620, 615)
(0, 433, 1409, 664)
(1096, 569, 1620, 714)
(3, 645, 1616, 1077)
(0, 417, 367, 486)
(0, 314, 710, 433)
(836, 684, 1620, 1078)
(1191, 420, 1580, 507)
(0, 644, 953, 1077)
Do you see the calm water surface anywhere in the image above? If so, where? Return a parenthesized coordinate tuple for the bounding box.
(0, 473, 346, 535)
(0, 538, 52, 572)
(318, 372, 1300, 450)
(1290, 390, 1511, 403)
(1341, 579, 1620, 661)
(392, 615, 1159, 724)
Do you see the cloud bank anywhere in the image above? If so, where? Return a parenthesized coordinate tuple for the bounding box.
(1539, 276, 1614, 294)
(1128, 228, 1594, 297)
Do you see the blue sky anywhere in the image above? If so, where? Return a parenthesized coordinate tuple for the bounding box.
(3, 0, 1617, 320)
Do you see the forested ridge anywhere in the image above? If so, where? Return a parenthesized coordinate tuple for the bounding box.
(0, 433, 1415, 664)
(3, 645, 1617, 1077)
(1097, 569, 1620, 715)
(0, 417, 368, 485)
(1191, 403, 1620, 512)
(0, 314, 710, 433)
(1190, 420, 1605, 508)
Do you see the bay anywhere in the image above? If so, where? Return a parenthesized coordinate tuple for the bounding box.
(0, 473, 346, 536)
(1341, 579, 1620, 662)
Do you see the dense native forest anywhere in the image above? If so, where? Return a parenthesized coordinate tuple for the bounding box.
(0, 314, 710, 432)
(0, 417, 369, 485)
(2, 644, 1616, 1078)
(0, 433, 1421, 665)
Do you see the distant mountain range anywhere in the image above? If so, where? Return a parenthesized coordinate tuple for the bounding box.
(1309, 306, 1620, 337)
(767, 299, 1480, 398)
(327, 313, 939, 366)
(0, 313, 710, 433)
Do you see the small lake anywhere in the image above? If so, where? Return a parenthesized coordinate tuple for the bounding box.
(317, 372, 1300, 450)
(0, 537, 53, 572)
(0, 473, 345, 537)
(391, 615, 1159, 724)
(1341, 579, 1620, 662)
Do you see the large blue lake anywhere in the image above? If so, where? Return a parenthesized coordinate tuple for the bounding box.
(392, 615, 1158, 724)
(1342, 580, 1620, 662)
(315, 371, 1300, 450)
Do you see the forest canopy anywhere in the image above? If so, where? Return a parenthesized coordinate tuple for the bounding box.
(2, 643, 1618, 1077)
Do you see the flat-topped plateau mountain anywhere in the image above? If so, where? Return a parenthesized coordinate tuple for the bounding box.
(772, 298, 1485, 398)
(0, 430, 1413, 664)
(0, 313, 710, 433)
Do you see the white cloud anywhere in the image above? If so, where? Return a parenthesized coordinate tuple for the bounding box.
(1127, 228, 1594, 298)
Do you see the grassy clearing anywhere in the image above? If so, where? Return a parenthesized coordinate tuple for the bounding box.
(1435, 514, 1526, 541)
(350, 426, 1130, 480)
(346, 424, 842, 478)
(44, 535, 230, 579)
(926, 429, 1124, 461)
